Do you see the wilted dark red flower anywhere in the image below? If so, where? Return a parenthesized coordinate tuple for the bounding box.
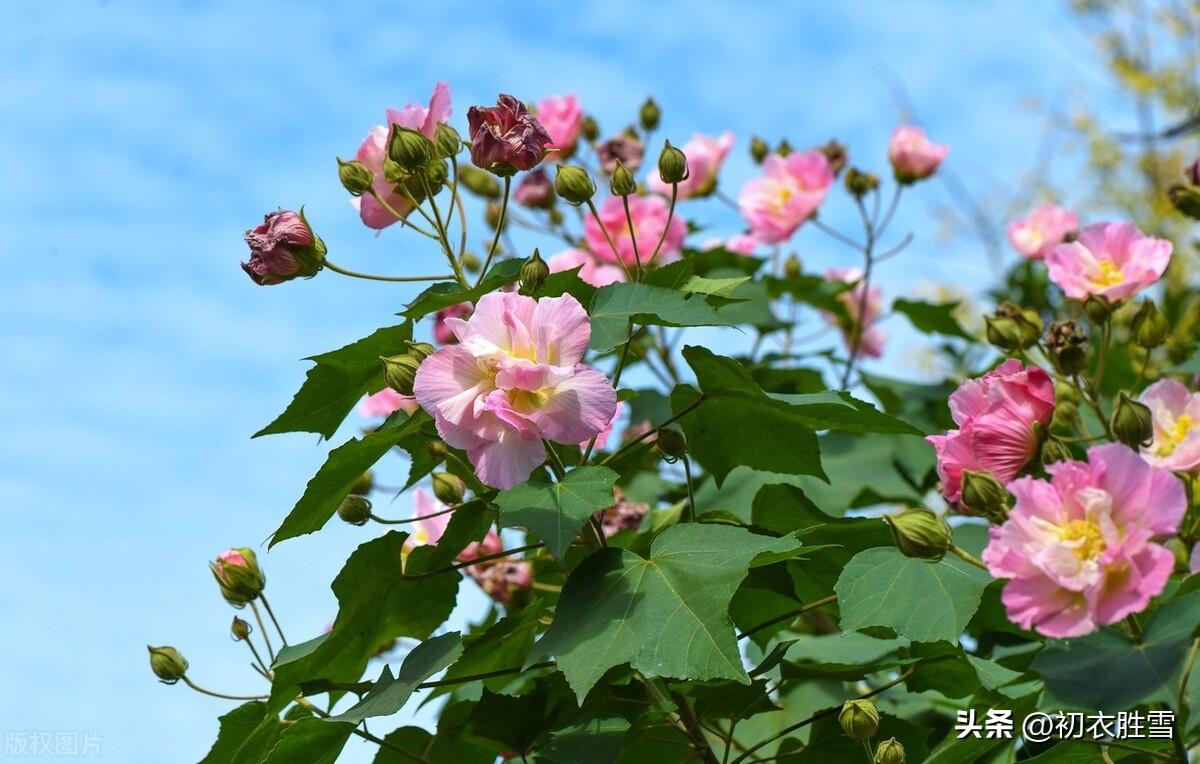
(467, 94, 552, 176)
(513, 168, 555, 209)
(241, 209, 325, 286)
(596, 134, 645, 174)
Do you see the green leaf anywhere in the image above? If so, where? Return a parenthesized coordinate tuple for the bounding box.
(199, 702, 282, 764)
(892, 298, 974, 340)
(533, 523, 802, 699)
(1033, 591, 1200, 711)
(370, 726, 496, 764)
(682, 274, 751, 296)
(684, 246, 765, 276)
(270, 410, 431, 546)
(834, 547, 991, 642)
(261, 718, 353, 764)
(964, 654, 1025, 692)
(268, 533, 458, 711)
(427, 604, 545, 701)
(329, 632, 463, 724)
(541, 716, 630, 764)
(588, 283, 739, 351)
(783, 633, 908, 680)
(770, 391, 925, 436)
(496, 466, 619, 560)
(407, 498, 498, 572)
(765, 273, 854, 316)
(255, 323, 413, 440)
(401, 259, 523, 319)
(467, 686, 565, 754)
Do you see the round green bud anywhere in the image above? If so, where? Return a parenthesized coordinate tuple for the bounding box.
(210, 548, 266, 606)
(1084, 295, 1112, 324)
(960, 469, 1010, 524)
(1040, 437, 1073, 467)
(431, 471, 467, 506)
(350, 471, 374, 496)
(749, 135, 770, 164)
(984, 316, 1024, 352)
(434, 123, 463, 158)
(844, 167, 879, 198)
(581, 115, 600, 142)
(1111, 391, 1153, 449)
(555, 165, 596, 206)
(380, 353, 421, 396)
(639, 97, 661, 132)
(458, 166, 502, 199)
(1168, 183, 1200, 220)
(405, 341, 436, 362)
(874, 737, 906, 764)
(655, 428, 687, 462)
(783, 255, 802, 280)
(519, 249, 550, 296)
(148, 645, 188, 684)
(838, 699, 880, 741)
(776, 138, 794, 157)
(382, 157, 405, 184)
(610, 161, 637, 196)
(337, 158, 375, 197)
(387, 125, 434, 173)
(884, 509, 953, 562)
(658, 140, 689, 185)
(1131, 299, 1169, 349)
(1050, 399, 1079, 431)
(231, 616, 251, 641)
(485, 201, 508, 231)
(461, 252, 482, 273)
(337, 494, 372, 526)
(424, 158, 449, 190)
(426, 440, 448, 461)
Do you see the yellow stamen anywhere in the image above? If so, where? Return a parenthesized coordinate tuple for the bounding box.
(1058, 519, 1105, 561)
(1156, 414, 1194, 457)
(1091, 260, 1125, 287)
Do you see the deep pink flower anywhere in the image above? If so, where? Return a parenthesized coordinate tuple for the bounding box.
(1007, 204, 1079, 260)
(536, 94, 583, 155)
(1045, 221, 1172, 302)
(467, 94, 552, 175)
(596, 488, 650, 537)
(547, 247, 626, 287)
(359, 389, 419, 418)
(888, 125, 948, 183)
(412, 292, 617, 489)
(648, 132, 735, 198)
(352, 82, 452, 230)
(402, 487, 502, 561)
(583, 195, 686, 269)
(434, 302, 472, 345)
(823, 267, 887, 360)
(927, 359, 1056, 503)
(513, 168, 555, 209)
(467, 560, 532, 605)
(983, 443, 1184, 638)
(597, 134, 645, 174)
(242, 209, 324, 285)
(738, 151, 834, 244)
(1138, 378, 1200, 472)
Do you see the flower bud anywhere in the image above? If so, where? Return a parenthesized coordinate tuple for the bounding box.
(426, 440, 447, 461)
(817, 139, 848, 176)
(655, 428, 687, 462)
(960, 470, 1010, 524)
(555, 165, 596, 206)
(485, 201, 508, 231)
(382, 157, 405, 184)
(241, 208, 327, 286)
(874, 737, 906, 764)
(1186, 157, 1200, 186)
(1040, 437, 1073, 467)
(519, 249, 550, 296)
(1131, 299, 1169, 349)
(1050, 399, 1079, 431)
(405, 341, 436, 362)
(1168, 183, 1200, 220)
(989, 302, 1043, 350)
(434, 123, 463, 158)
(210, 548, 266, 606)
(884, 509, 952, 562)
(337, 158, 375, 197)
(424, 159, 449, 190)
(1045, 320, 1087, 376)
(783, 255, 802, 280)
(458, 166, 502, 199)
(844, 167, 879, 198)
(984, 317, 1024, 352)
(581, 115, 600, 142)
(148, 645, 188, 684)
(337, 494, 372, 526)
(657, 140, 689, 185)
(838, 699, 879, 741)
(351, 471, 373, 496)
(749, 136, 770, 164)
(1084, 295, 1112, 324)
(380, 353, 421, 396)
(639, 97, 661, 132)
(776, 138, 794, 157)
(462, 252, 482, 273)
(431, 471, 467, 505)
(388, 125, 434, 173)
(1111, 391, 1153, 449)
(231, 616, 251, 641)
(610, 161, 637, 196)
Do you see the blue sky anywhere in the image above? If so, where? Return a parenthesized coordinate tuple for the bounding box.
(0, 1, 1120, 760)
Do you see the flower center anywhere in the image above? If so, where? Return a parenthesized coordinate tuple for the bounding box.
(1091, 260, 1124, 287)
(1058, 519, 1105, 561)
(1156, 414, 1194, 456)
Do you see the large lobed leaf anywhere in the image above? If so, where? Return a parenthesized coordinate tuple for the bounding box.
(329, 632, 463, 724)
(587, 282, 741, 352)
(496, 466, 619, 560)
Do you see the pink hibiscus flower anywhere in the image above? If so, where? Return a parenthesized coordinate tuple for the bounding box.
(738, 151, 834, 244)
(1007, 204, 1079, 260)
(1045, 221, 1172, 302)
(824, 267, 887, 360)
(358, 389, 419, 418)
(583, 195, 687, 269)
(888, 125, 948, 183)
(402, 487, 502, 560)
(1139, 378, 1200, 472)
(546, 247, 626, 288)
(536, 94, 584, 155)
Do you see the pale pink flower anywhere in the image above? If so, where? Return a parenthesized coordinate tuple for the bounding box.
(1138, 378, 1200, 472)
(623, 419, 653, 443)
(824, 267, 887, 360)
(402, 488, 502, 560)
(738, 151, 833, 244)
(1007, 204, 1079, 260)
(725, 234, 760, 255)
(359, 389, 419, 418)
(648, 131, 735, 198)
(927, 359, 1056, 503)
(583, 195, 686, 269)
(434, 302, 472, 345)
(1045, 221, 1172, 302)
(983, 443, 1185, 638)
(888, 125, 948, 183)
(412, 292, 618, 489)
(536, 94, 584, 155)
(547, 247, 626, 288)
(596, 488, 650, 537)
(467, 560, 532, 605)
(352, 82, 452, 230)
(582, 402, 624, 451)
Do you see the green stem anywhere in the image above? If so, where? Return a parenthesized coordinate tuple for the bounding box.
(369, 503, 459, 525)
(736, 595, 838, 640)
(682, 454, 697, 523)
(182, 676, 269, 701)
(600, 395, 709, 466)
(419, 174, 466, 287)
(366, 189, 440, 240)
(296, 697, 429, 764)
(323, 260, 454, 283)
(543, 440, 568, 479)
(586, 198, 634, 282)
(840, 196, 877, 390)
(258, 594, 288, 647)
(249, 601, 275, 662)
(648, 183, 679, 268)
(475, 176, 511, 287)
(950, 545, 989, 571)
(621, 194, 644, 279)
(401, 543, 544, 579)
